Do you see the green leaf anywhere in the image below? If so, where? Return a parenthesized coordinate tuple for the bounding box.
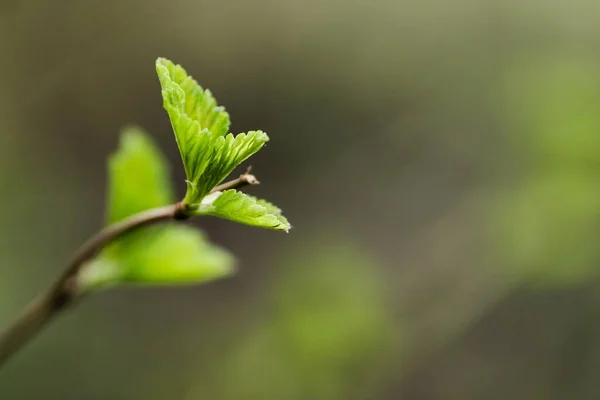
(107, 126, 174, 224)
(156, 57, 230, 139)
(196, 189, 291, 232)
(181, 130, 269, 205)
(156, 58, 269, 205)
(79, 126, 236, 290)
(122, 225, 235, 284)
(80, 225, 235, 289)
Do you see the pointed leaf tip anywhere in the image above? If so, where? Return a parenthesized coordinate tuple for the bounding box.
(194, 189, 291, 232)
(107, 126, 174, 224)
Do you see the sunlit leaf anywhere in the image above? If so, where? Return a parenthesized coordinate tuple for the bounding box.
(196, 189, 290, 232)
(156, 58, 269, 205)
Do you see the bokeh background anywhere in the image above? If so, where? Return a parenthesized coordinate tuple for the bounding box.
(2, 0, 600, 398)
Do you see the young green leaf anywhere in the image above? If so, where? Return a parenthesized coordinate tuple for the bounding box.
(196, 189, 291, 232)
(156, 58, 269, 206)
(181, 130, 269, 206)
(156, 58, 230, 139)
(119, 225, 234, 285)
(79, 126, 236, 290)
(107, 126, 174, 224)
(81, 226, 234, 289)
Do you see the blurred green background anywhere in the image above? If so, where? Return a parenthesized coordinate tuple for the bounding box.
(2, 0, 600, 398)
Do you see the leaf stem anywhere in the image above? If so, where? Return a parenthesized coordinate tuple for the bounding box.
(0, 171, 258, 368)
(210, 167, 259, 193)
(0, 203, 183, 367)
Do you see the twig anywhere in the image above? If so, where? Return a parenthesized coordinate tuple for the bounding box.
(210, 167, 259, 193)
(0, 203, 183, 366)
(0, 172, 257, 368)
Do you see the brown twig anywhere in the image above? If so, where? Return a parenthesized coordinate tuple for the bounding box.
(0, 203, 183, 366)
(210, 167, 259, 193)
(0, 171, 258, 368)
